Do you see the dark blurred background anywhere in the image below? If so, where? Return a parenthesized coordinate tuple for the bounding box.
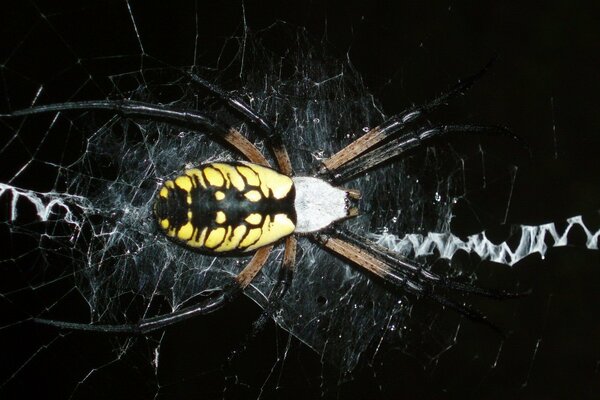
(1, 1, 599, 399)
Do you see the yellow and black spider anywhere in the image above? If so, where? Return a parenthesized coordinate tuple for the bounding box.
(7, 68, 520, 335)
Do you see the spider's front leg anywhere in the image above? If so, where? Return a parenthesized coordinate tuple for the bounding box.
(311, 226, 523, 337)
(316, 59, 525, 184)
(328, 124, 518, 183)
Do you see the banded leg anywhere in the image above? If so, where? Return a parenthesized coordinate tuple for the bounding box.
(229, 236, 298, 361)
(317, 60, 496, 178)
(257, 236, 297, 319)
(329, 227, 524, 299)
(187, 71, 294, 175)
(327, 124, 519, 183)
(187, 73, 299, 328)
(4, 100, 270, 167)
(311, 227, 523, 336)
(33, 246, 274, 334)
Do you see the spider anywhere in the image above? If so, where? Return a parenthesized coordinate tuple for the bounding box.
(7, 65, 521, 336)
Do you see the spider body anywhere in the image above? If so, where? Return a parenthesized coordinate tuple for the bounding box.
(155, 161, 357, 253)
(6, 65, 521, 335)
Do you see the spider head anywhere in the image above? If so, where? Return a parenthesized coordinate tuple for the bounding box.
(292, 177, 360, 233)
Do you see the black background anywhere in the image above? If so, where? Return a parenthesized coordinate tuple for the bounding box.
(1, 1, 599, 399)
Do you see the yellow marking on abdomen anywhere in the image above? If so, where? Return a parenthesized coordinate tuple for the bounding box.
(204, 227, 227, 248)
(214, 191, 225, 201)
(185, 168, 206, 188)
(175, 176, 193, 192)
(215, 211, 226, 224)
(244, 213, 295, 251)
(212, 163, 246, 191)
(241, 162, 293, 199)
(177, 222, 195, 241)
(159, 187, 169, 198)
(237, 165, 260, 186)
(186, 227, 207, 248)
(244, 190, 262, 202)
(203, 166, 225, 187)
(240, 228, 262, 248)
(215, 225, 247, 252)
(245, 213, 262, 225)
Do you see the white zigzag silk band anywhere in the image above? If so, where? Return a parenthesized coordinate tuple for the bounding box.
(1, 182, 598, 267)
(372, 215, 599, 266)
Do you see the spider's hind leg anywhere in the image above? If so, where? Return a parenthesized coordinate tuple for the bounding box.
(186, 71, 294, 175)
(247, 236, 298, 334)
(4, 100, 270, 166)
(33, 246, 274, 334)
(227, 237, 298, 361)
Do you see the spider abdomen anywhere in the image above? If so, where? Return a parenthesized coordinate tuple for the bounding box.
(154, 162, 296, 253)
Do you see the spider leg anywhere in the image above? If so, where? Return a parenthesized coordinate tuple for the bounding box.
(4, 100, 270, 166)
(317, 59, 497, 177)
(330, 227, 524, 299)
(33, 246, 274, 334)
(311, 226, 522, 336)
(186, 73, 274, 139)
(186, 71, 294, 175)
(190, 70, 300, 306)
(326, 124, 520, 183)
(255, 236, 297, 324)
(228, 236, 298, 362)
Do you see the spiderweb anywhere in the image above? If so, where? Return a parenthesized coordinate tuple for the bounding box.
(1, 2, 599, 399)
